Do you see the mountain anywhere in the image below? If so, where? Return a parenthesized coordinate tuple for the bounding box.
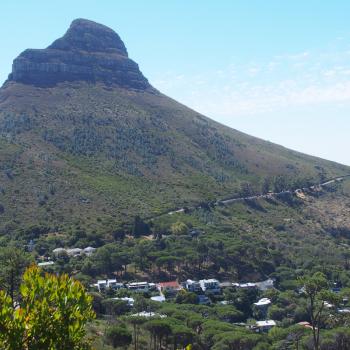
(0, 18, 348, 235)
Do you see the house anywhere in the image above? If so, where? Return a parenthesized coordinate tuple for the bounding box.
(83, 246, 96, 256)
(198, 295, 211, 305)
(255, 320, 276, 332)
(157, 281, 182, 295)
(95, 280, 108, 292)
(254, 298, 271, 318)
(220, 281, 233, 289)
(256, 279, 274, 291)
(151, 295, 166, 303)
(297, 321, 313, 329)
(324, 301, 334, 309)
(338, 308, 350, 314)
(127, 282, 149, 292)
(131, 311, 166, 318)
(107, 279, 124, 290)
(148, 283, 157, 291)
(66, 248, 83, 257)
(199, 279, 221, 293)
(254, 298, 272, 307)
(53, 248, 66, 256)
(235, 282, 257, 289)
(184, 279, 201, 293)
(38, 261, 55, 267)
(53, 247, 96, 258)
(93, 279, 124, 292)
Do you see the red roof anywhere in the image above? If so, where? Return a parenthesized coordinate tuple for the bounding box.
(298, 322, 313, 329)
(158, 281, 181, 288)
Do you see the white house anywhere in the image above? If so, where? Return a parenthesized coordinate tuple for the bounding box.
(199, 279, 221, 293)
(84, 246, 96, 256)
(131, 311, 166, 318)
(255, 320, 276, 332)
(151, 295, 166, 303)
(38, 261, 55, 267)
(95, 280, 108, 292)
(92, 279, 125, 292)
(237, 282, 257, 289)
(185, 279, 201, 293)
(256, 279, 274, 291)
(53, 247, 96, 258)
(53, 248, 66, 256)
(107, 279, 124, 290)
(254, 298, 272, 307)
(66, 248, 83, 257)
(127, 282, 149, 292)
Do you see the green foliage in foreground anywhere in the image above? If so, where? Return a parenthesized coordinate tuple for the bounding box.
(0, 266, 95, 350)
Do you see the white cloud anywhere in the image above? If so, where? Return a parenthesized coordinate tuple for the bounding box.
(151, 46, 350, 119)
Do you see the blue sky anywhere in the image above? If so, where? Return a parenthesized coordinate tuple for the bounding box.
(1, 1, 349, 165)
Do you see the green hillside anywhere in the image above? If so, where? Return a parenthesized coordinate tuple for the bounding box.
(0, 19, 348, 236)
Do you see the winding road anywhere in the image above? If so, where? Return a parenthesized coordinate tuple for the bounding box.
(148, 174, 350, 221)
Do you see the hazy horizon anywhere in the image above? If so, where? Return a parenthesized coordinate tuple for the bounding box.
(1, 1, 349, 166)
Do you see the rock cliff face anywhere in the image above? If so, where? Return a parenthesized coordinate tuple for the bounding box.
(7, 19, 153, 90)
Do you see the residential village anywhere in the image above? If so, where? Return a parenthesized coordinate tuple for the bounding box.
(92, 276, 279, 332)
(33, 242, 350, 343)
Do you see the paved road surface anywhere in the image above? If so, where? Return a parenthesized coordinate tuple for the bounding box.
(148, 174, 350, 220)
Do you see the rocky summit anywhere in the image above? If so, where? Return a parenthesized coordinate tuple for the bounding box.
(7, 19, 153, 90)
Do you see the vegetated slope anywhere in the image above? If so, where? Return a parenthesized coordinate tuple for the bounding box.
(143, 178, 350, 282)
(0, 18, 348, 235)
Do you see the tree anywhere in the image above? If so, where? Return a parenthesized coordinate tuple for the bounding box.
(325, 327, 350, 350)
(170, 222, 189, 236)
(175, 290, 199, 305)
(102, 299, 130, 316)
(132, 216, 150, 237)
(0, 246, 31, 304)
(171, 324, 194, 350)
(267, 305, 286, 321)
(273, 175, 289, 193)
(214, 305, 244, 323)
(224, 287, 259, 318)
(105, 325, 132, 349)
(145, 319, 172, 350)
(126, 316, 146, 350)
(212, 330, 261, 350)
(299, 272, 340, 350)
(0, 266, 95, 350)
(155, 256, 180, 273)
(239, 182, 255, 197)
(261, 178, 271, 194)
